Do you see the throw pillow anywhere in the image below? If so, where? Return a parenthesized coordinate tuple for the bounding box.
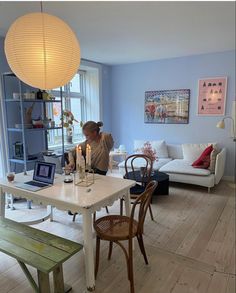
(208, 147, 219, 173)
(192, 145, 213, 169)
(151, 140, 169, 158)
(182, 143, 217, 163)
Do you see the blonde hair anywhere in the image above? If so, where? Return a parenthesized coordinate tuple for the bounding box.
(82, 121, 103, 133)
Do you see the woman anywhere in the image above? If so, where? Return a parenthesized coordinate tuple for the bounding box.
(67, 121, 114, 175)
(67, 121, 113, 218)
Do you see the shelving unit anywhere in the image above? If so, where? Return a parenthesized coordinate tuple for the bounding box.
(1, 72, 65, 174)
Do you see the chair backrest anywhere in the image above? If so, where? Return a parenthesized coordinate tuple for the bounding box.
(125, 154, 153, 186)
(129, 180, 158, 236)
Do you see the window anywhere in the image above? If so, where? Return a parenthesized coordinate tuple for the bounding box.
(47, 71, 85, 149)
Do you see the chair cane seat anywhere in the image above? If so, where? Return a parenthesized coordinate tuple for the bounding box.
(94, 215, 138, 241)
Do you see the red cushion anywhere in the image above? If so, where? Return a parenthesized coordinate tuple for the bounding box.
(192, 145, 213, 169)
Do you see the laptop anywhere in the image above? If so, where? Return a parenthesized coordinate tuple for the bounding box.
(15, 161, 56, 192)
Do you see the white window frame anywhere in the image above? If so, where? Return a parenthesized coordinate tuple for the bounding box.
(47, 70, 86, 149)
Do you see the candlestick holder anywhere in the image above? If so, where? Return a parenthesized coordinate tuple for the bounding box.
(74, 167, 95, 187)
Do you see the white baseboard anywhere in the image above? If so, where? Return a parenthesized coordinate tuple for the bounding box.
(222, 176, 235, 182)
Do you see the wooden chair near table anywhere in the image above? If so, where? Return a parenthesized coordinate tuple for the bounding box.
(120, 154, 155, 220)
(93, 180, 158, 293)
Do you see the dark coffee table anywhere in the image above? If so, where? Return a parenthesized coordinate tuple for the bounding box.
(124, 170, 169, 196)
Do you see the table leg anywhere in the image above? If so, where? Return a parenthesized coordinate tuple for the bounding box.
(124, 189, 135, 250)
(0, 187, 5, 218)
(124, 189, 131, 216)
(82, 210, 95, 292)
(49, 205, 54, 222)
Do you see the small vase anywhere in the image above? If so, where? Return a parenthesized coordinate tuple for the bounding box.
(66, 135, 73, 144)
(66, 127, 73, 144)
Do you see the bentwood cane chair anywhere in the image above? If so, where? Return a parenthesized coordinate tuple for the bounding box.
(120, 154, 155, 220)
(93, 180, 158, 293)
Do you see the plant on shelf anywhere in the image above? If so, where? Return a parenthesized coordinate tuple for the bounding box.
(61, 110, 82, 144)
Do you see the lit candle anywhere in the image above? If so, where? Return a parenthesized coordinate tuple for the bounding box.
(76, 145, 82, 170)
(86, 144, 91, 167)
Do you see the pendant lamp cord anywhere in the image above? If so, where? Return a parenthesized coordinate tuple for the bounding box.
(40, 0, 47, 88)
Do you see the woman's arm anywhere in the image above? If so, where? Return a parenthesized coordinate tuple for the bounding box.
(104, 133, 114, 151)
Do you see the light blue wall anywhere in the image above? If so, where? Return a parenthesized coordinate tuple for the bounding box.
(111, 51, 235, 177)
(0, 37, 9, 73)
(101, 65, 112, 132)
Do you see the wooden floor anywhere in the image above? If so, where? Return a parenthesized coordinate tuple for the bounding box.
(1, 171, 235, 293)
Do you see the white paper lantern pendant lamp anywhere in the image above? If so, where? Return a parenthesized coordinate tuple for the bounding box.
(4, 3, 81, 90)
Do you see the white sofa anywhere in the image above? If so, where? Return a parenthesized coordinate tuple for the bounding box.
(118, 141, 226, 191)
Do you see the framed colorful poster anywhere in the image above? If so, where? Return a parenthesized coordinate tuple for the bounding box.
(197, 77, 227, 116)
(144, 89, 190, 124)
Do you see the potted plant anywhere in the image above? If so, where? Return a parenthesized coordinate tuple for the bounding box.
(61, 110, 80, 144)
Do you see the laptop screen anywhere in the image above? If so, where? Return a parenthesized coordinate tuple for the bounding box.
(33, 162, 56, 184)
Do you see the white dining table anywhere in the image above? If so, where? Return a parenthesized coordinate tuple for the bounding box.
(0, 172, 135, 292)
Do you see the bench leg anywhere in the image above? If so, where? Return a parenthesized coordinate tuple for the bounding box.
(17, 261, 39, 292)
(38, 270, 51, 293)
(53, 264, 65, 293)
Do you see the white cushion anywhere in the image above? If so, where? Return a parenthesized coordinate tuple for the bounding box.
(182, 143, 217, 163)
(134, 140, 169, 158)
(118, 158, 172, 170)
(168, 172, 215, 188)
(167, 144, 183, 159)
(159, 159, 211, 176)
(134, 140, 146, 151)
(151, 140, 169, 158)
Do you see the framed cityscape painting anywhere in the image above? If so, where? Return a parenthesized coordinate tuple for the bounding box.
(197, 77, 227, 116)
(144, 89, 190, 124)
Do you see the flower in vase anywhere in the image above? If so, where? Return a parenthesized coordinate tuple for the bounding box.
(136, 141, 158, 162)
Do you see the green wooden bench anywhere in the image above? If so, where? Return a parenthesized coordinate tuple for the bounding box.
(0, 217, 83, 293)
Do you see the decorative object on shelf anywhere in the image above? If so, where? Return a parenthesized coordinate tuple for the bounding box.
(36, 89, 43, 100)
(144, 89, 190, 124)
(42, 90, 54, 100)
(61, 109, 79, 144)
(50, 120, 55, 128)
(198, 77, 227, 116)
(13, 142, 24, 159)
(12, 92, 20, 100)
(32, 118, 44, 128)
(23, 91, 36, 100)
(4, 2, 81, 90)
(24, 103, 35, 125)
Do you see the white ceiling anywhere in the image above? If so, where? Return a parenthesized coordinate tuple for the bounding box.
(0, 1, 235, 65)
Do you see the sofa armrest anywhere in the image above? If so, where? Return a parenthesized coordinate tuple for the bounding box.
(214, 148, 226, 184)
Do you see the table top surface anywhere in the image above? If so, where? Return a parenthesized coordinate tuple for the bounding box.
(124, 170, 169, 183)
(0, 172, 135, 211)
